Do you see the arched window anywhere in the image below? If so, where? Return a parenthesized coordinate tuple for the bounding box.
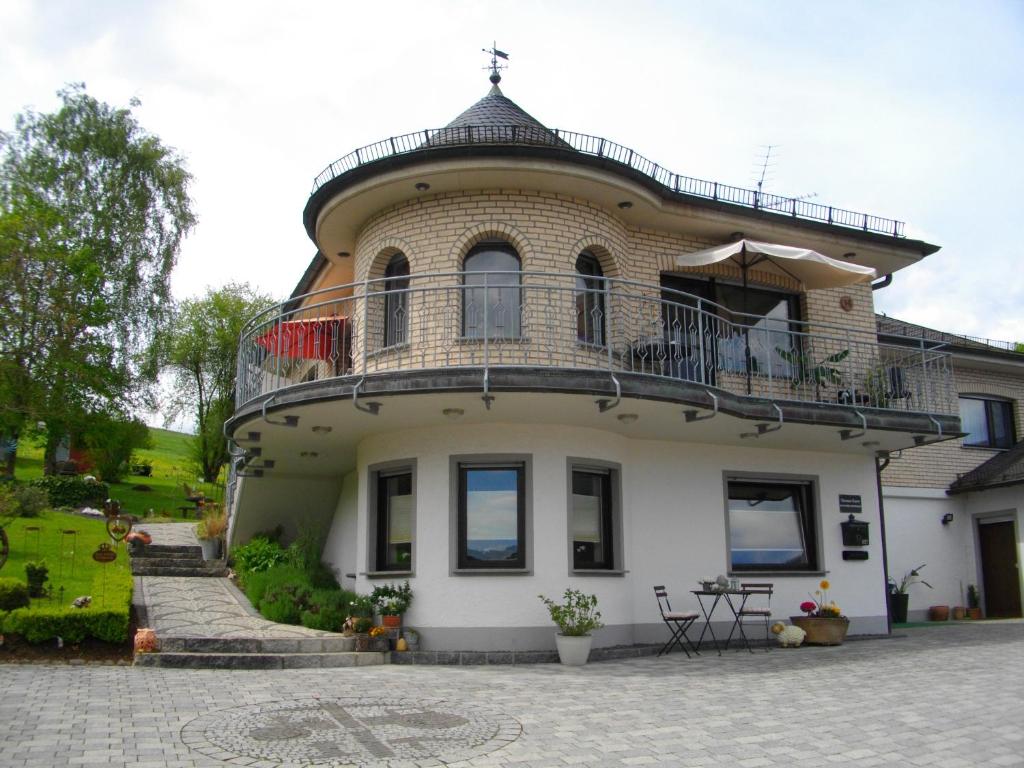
(463, 242, 521, 339)
(575, 251, 605, 346)
(383, 253, 409, 347)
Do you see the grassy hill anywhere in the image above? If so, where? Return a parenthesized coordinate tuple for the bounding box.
(14, 427, 224, 520)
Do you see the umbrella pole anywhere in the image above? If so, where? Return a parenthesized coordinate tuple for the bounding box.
(741, 248, 753, 395)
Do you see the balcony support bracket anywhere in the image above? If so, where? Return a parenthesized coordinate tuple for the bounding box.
(839, 411, 868, 441)
(741, 404, 784, 439)
(261, 393, 299, 428)
(683, 390, 719, 422)
(912, 416, 944, 446)
(595, 375, 621, 413)
(352, 378, 382, 415)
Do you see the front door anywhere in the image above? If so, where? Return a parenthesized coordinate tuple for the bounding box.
(978, 519, 1023, 618)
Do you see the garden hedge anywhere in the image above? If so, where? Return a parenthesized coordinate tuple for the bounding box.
(1, 605, 130, 643)
(29, 476, 109, 508)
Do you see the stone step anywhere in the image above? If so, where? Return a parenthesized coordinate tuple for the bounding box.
(131, 564, 228, 577)
(134, 651, 387, 670)
(133, 544, 204, 558)
(132, 556, 211, 568)
(159, 636, 357, 654)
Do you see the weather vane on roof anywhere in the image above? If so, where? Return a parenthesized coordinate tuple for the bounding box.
(482, 42, 509, 85)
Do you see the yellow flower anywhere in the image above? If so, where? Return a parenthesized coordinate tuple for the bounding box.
(820, 579, 830, 590)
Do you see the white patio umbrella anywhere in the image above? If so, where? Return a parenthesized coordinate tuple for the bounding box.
(674, 239, 877, 392)
(674, 238, 877, 290)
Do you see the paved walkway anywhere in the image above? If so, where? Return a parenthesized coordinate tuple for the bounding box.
(3, 622, 1024, 767)
(133, 523, 338, 641)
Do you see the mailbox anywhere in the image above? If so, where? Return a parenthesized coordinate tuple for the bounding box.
(841, 514, 869, 547)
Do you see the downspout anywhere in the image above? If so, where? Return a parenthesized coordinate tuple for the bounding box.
(875, 453, 892, 635)
(871, 274, 893, 291)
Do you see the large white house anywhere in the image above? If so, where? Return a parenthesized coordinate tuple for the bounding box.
(225, 71, 975, 652)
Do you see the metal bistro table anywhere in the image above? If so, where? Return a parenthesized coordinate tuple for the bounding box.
(691, 587, 756, 655)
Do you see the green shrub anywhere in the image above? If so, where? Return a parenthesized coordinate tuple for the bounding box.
(30, 476, 109, 508)
(231, 536, 287, 575)
(240, 565, 309, 605)
(11, 484, 49, 517)
(300, 606, 347, 631)
(259, 595, 302, 624)
(0, 577, 30, 611)
(309, 588, 358, 614)
(1, 606, 129, 644)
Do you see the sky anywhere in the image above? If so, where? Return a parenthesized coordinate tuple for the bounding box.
(2, 0, 1022, 354)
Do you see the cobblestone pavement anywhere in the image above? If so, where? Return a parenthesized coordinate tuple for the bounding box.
(3, 622, 1024, 767)
(136, 522, 201, 547)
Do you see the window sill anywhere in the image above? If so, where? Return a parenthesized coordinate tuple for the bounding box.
(571, 568, 628, 577)
(366, 342, 410, 359)
(364, 570, 414, 579)
(962, 444, 1008, 452)
(452, 568, 532, 576)
(456, 336, 530, 344)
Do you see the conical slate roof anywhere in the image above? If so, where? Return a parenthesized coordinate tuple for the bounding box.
(425, 83, 569, 148)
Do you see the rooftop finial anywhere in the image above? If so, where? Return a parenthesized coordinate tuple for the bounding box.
(482, 42, 509, 86)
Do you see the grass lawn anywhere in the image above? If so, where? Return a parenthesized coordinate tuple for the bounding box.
(1, 509, 132, 611)
(13, 427, 224, 520)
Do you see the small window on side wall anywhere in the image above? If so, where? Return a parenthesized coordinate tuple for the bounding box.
(374, 467, 414, 571)
(726, 478, 818, 572)
(959, 396, 1014, 449)
(383, 253, 410, 348)
(462, 242, 521, 340)
(570, 465, 617, 570)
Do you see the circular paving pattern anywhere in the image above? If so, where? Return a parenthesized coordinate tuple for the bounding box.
(181, 696, 521, 766)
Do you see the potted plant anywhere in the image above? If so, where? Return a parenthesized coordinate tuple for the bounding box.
(967, 584, 982, 619)
(348, 595, 376, 650)
(24, 560, 48, 598)
(538, 588, 604, 666)
(887, 564, 932, 623)
(776, 347, 850, 401)
(929, 605, 950, 621)
(790, 579, 849, 645)
(402, 627, 420, 651)
(196, 506, 227, 561)
(368, 625, 389, 651)
(371, 580, 412, 628)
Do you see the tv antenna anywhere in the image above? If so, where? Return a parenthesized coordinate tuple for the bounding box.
(751, 144, 817, 210)
(482, 42, 509, 85)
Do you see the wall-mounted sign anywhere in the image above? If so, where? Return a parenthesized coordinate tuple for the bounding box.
(839, 494, 862, 514)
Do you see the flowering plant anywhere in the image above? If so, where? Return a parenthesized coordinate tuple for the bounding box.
(368, 625, 388, 638)
(801, 579, 843, 618)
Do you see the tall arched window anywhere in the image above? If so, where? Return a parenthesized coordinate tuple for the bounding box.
(383, 253, 409, 347)
(575, 251, 605, 346)
(463, 242, 521, 339)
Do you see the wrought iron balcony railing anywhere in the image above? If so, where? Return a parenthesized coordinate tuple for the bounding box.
(236, 272, 954, 418)
(310, 126, 906, 238)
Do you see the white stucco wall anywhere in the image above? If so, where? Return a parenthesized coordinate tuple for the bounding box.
(229, 475, 343, 549)
(321, 422, 887, 650)
(322, 470, 359, 592)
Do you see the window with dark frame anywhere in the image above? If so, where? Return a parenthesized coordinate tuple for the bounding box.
(375, 470, 413, 571)
(959, 396, 1014, 449)
(571, 467, 614, 570)
(457, 463, 526, 569)
(726, 479, 818, 572)
(462, 242, 521, 339)
(383, 253, 410, 348)
(575, 252, 606, 347)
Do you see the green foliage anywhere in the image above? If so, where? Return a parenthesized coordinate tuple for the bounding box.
(967, 584, 980, 609)
(0, 576, 30, 610)
(24, 560, 48, 597)
(0, 84, 195, 476)
(10, 483, 48, 516)
(231, 536, 287, 575)
(154, 283, 275, 482)
(80, 415, 152, 483)
(0, 483, 17, 521)
(1, 605, 129, 643)
(29, 475, 108, 507)
(371, 580, 413, 614)
(300, 606, 347, 632)
(776, 347, 850, 394)
(285, 523, 327, 573)
(348, 594, 376, 619)
(538, 589, 604, 637)
(889, 564, 933, 594)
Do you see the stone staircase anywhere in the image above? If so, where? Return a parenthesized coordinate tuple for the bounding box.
(130, 543, 227, 577)
(133, 636, 387, 669)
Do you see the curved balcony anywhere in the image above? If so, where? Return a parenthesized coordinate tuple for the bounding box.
(307, 126, 906, 238)
(235, 272, 955, 423)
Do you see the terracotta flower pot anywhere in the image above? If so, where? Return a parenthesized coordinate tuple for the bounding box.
(952, 606, 966, 620)
(789, 616, 850, 645)
(381, 614, 402, 628)
(134, 628, 159, 653)
(967, 607, 983, 620)
(928, 605, 950, 621)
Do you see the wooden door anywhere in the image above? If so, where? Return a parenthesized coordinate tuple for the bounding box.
(978, 520, 1023, 618)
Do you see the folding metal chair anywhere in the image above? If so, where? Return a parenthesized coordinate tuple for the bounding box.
(734, 582, 773, 650)
(653, 585, 700, 657)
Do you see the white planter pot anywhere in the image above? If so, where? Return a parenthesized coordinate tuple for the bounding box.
(199, 538, 221, 561)
(555, 634, 593, 666)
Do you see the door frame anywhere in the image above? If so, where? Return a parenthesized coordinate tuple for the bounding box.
(973, 511, 1023, 618)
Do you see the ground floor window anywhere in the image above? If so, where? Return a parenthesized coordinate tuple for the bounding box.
(457, 461, 526, 569)
(373, 466, 414, 571)
(725, 477, 818, 572)
(570, 464, 617, 570)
